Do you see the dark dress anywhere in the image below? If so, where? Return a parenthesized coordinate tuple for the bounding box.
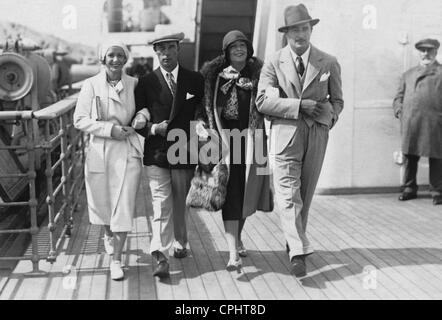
(218, 65, 251, 221)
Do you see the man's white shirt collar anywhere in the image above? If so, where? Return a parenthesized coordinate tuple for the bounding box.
(289, 45, 311, 68)
(160, 64, 179, 82)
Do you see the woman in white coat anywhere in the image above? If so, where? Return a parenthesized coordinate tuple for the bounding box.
(73, 42, 144, 280)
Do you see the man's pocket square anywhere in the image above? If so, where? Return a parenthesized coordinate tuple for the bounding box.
(186, 93, 195, 100)
(319, 72, 330, 82)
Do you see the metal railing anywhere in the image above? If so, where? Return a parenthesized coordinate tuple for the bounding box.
(0, 94, 85, 275)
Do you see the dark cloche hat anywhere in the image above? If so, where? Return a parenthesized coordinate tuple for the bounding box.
(222, 30, 254, 59)
(415, 38, 440, 50)
(278, 3, 319, 32)
(149, 32, 185, 46)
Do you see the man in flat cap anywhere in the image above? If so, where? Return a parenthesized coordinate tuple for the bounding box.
(133, 32, 205, 278)
(393, 38, 442, 205)
(256, 3, 343, 277)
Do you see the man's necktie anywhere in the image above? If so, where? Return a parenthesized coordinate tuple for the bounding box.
(296, 56, 305, 77)
(166, 72, 177, 98)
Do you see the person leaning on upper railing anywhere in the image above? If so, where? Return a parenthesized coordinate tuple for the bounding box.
(73, 41, 145, 281)
(198, 30, 273, 272)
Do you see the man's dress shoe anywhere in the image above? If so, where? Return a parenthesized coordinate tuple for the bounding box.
(398, 192, 417, 201)
(153, 261, 169, 278)
(433, 196, 442, 205)
(173, 248, 188, 259)
(291, 256, 307, 277)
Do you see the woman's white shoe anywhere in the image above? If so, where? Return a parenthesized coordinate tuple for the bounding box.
(103, 235, 114, 255)
(110, 260, 124, 280)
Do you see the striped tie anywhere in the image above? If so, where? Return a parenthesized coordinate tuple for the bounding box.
(166, 72, 177, 98)
(296, 56, 305, 77)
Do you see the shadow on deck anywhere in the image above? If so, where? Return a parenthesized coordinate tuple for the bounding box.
(1, 174, 441, 300)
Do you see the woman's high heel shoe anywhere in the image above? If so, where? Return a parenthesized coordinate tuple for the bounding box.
(226, 257, 242, 272)
(238, 244, 247, 257)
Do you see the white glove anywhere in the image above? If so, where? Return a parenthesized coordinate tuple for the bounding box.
(195, 121, 209, 140)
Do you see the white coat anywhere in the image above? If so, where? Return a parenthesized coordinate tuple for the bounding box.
(73, 70, 144, 232)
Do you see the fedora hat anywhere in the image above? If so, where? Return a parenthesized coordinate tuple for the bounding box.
(149, 32, 185, 46)
(415, 38, 440, 50)
(278, 4, 319, 32)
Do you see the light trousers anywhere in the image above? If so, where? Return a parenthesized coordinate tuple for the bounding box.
(272, 120, 329, 259)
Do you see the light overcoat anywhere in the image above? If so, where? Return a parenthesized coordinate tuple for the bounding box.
(74, 70, 144, 231)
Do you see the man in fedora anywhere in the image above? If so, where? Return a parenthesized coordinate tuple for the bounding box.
(133, 32, 205, 278)
(393, 38, 442, 205)
(256, 4, 343, 277)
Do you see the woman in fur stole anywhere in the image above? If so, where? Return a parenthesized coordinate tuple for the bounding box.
(199, 30, 273, 271)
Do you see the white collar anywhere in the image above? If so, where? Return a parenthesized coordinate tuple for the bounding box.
(289, 45, 311, 66)
(101, 69, 125, 94)
(159, 64, 179, 82)
(420, 59, 437, 68)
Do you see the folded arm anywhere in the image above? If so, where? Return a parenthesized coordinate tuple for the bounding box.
(255, 60, 301, 120)
(73, 80, 113, 137)
(134, 78, 154, 137)
(328, 59, 344, 127)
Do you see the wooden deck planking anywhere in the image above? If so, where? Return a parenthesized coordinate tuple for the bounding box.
(240, 216, 307, 299)
(72, 224, 102, 300)
(48, 205, 91, 300)
(306, 210, 387, 300)
(313, 198, 420, 299)
(190, 211, 243, 300)
(133, 179, 157, 300)
(249, 211, 339, 300)
(238, 218, 293, 299)
(179, 212, 213, 300)
(246, 212, 325, 300)
(123, 232, 141, 300)
(308, 199, 404, 300)
(314, 196, 437, 299)
(187, 210, 226, 300)
(1, 185, 441, 300)
(307, 210, 398, 300)
(334, 196, 442, 297)
(207, 211, 279, 300)
(355, 203, 442, 294)
(133, 216, 157, 300)
(300, 221, 370, 300)
(204, 211, 260, 300)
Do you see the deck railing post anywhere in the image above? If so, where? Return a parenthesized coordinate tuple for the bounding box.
(1, 91, 84, 273)
(60, 113, 72, 239)
(44, 119, 57, 264)
(25, 118, 47, 276)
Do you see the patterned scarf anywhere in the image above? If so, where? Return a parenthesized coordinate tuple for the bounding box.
(219, 66, 253, 120)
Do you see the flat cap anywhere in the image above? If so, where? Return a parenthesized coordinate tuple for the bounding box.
(149, 32, 185, 46)
(415, 38, 440, 50)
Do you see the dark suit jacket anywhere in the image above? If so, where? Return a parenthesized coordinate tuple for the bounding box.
(134, 66, 204, 169)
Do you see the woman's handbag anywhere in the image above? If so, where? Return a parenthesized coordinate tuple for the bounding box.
(186, 161, 229, 212)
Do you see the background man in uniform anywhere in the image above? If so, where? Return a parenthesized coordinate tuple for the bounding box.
(256, 4, 343, 277)
(393, 38, 442, 206)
